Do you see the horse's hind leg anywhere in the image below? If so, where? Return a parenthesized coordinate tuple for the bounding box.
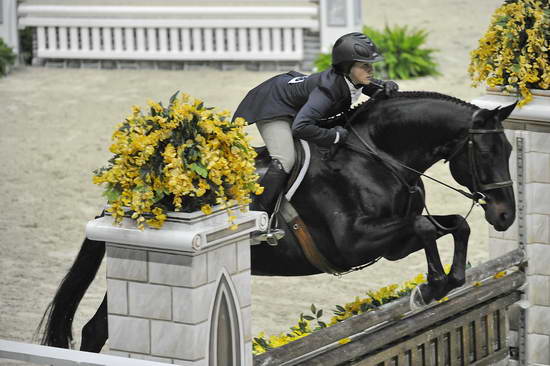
(80, 293, 108, 353)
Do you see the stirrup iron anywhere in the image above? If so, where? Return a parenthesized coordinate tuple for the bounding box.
(251, 192, 285, 246)
(252, 229, 285, 246)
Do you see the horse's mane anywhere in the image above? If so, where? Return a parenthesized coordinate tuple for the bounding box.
(394, 91, 479, 110)
(350, 91, 479, 115)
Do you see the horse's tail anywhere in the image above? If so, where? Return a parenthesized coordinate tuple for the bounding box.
(37, 237, 106, 348)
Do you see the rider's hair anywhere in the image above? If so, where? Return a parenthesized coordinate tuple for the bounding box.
(333, 61, 354, 75)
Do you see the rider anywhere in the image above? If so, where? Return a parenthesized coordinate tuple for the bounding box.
(233, 32, 399, 214)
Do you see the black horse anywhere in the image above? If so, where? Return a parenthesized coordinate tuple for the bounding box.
(38, 91, 516, 353)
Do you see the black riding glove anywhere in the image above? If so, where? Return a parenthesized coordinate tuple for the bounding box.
(333, 126, 349, 145)
(383, 80, 399, 96)
(364, 79, 399, 99)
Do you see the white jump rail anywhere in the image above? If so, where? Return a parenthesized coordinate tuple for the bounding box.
(17, 4, 319, 61)
(0, 339, 170, 366)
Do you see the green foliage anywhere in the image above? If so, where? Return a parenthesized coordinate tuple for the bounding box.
(363, 25, 439, 80)
(504, 0, 549, 4)
(0, 38, 16, 76)
(19, 28, 34, 65)
(314, 52, 332, 72)
(313, 25, 439, 80)
(301, 304, 327, 330)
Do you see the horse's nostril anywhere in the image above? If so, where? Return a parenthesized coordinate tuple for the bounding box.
(500, 212, 508, 222)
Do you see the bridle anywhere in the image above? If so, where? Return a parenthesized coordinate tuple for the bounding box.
(446, 128, 513, 195)
(343, 124, 513, 232)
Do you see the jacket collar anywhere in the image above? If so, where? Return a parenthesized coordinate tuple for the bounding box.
(344, 76, 364, 105)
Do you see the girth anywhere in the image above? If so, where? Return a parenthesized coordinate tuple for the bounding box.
(279, 201, 347, 275)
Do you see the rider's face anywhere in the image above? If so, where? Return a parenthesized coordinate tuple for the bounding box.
(349, 62, 374, 85)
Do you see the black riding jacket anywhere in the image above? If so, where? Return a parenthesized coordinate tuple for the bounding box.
(232, 67, 387, 147)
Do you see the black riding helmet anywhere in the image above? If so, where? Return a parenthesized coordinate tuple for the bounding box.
(332, 32, 384, 74)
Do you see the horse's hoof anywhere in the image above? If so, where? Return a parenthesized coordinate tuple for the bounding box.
(410, 285, 427, 310)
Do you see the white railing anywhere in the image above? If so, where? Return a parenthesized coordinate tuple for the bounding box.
(17, 4, 319, 62)
(0, 339, 169, 366)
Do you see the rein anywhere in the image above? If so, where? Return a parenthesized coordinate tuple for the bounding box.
(343, 123, 512, 232)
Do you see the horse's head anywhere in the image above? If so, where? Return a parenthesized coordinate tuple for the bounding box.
(449, 102, 517, 231)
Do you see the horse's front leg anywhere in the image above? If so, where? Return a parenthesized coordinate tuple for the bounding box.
(427, 215, 471, 292)
(413, 216, 449, 304)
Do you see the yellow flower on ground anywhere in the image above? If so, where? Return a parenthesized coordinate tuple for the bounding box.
(252, 270, 445, 355)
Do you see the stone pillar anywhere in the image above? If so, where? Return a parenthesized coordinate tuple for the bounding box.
(473, 90, 550, 365)
(319, 0, 363, 53)
(86, 207, 268, 365)
(0, 0, 19, 61)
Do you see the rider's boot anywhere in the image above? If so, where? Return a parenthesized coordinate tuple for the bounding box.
(254, 159, 288, 245)
(258, 159, 288, 214)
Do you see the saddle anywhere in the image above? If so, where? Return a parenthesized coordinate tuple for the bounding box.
(252, 140, 347, 275)
(253, 139, 310, 202)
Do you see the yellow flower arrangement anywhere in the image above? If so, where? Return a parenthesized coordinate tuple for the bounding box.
(252, 273, 427, 355)
(252, 264, 504, 355)
(93, 92, 263, 230)
(469, 0, 550, 106)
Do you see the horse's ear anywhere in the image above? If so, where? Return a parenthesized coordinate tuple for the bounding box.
(497, 101, 518, 121)
(472, 108, 497, 127)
